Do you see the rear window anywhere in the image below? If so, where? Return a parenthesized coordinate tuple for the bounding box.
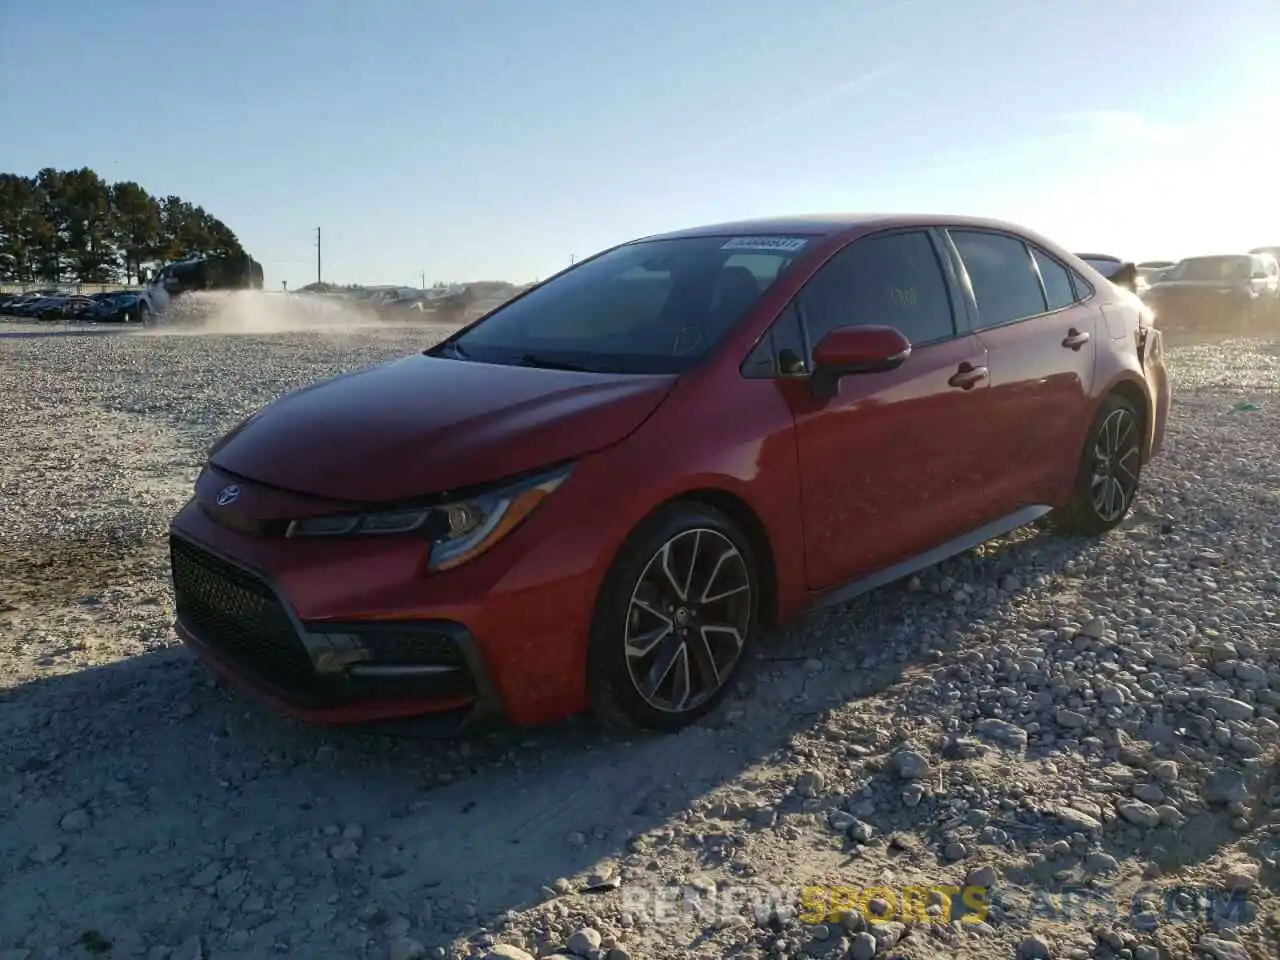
(444, 235, 808, 374)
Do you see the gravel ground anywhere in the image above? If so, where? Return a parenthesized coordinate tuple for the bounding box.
(1, 299, 1279, 960)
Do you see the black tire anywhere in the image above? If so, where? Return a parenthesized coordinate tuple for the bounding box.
(587, 501, 760, 733)
(136, 301, 151, 325)
(1053, 393, 1144, 536)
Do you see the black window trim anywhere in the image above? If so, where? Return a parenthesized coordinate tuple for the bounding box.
(738, 225, 969, 380)
(741, 301, 810, 379)
(940, 226, 1095, 334)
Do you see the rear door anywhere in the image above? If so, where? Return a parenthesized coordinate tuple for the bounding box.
(777, 228, 1001, 592)
(945, 229, 1098, 512)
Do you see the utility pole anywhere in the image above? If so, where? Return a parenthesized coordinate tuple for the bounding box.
(315, 227, 322, 285)
(421, 269, 426, 289)
(570, 254, 576, 265)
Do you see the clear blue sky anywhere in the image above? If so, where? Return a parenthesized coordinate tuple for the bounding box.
(3, 0, 1278, 289)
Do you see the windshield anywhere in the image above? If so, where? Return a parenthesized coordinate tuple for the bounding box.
(1171, 256, 1251, 282)
(439, 234, 808, 374)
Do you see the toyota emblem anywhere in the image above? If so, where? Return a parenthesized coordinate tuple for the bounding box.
(216, 484, 241, 506)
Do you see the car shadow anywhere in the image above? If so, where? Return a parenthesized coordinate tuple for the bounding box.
(0, 507, 1262, 956)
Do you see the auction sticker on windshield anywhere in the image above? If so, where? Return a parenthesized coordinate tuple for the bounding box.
(720, 237, 809, 252)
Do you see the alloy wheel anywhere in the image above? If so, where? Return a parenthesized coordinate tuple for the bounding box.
(624, 528, 752, 714)
(1091, 407, 1141, 522)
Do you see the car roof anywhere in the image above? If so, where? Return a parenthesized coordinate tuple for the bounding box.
(634, 213, 1056, 243)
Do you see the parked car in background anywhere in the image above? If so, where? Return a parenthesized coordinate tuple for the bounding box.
(1144, 253, 1280, 333)
(16, 294, 70, 320)
(1137, 261, 1176, 288)
(170, 213, 1170, 734)
(62, 295, 97, 320)
(2, 290, 64, 318)
(1075, 253, 1141, 294)
(89, 291, 146, 323)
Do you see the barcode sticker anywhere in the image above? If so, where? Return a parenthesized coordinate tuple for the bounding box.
(720, 236, 809, 252)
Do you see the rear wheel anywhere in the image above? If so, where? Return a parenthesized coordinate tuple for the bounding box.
(1053, 394, 1144, 535)
(587, 502, 759, 732)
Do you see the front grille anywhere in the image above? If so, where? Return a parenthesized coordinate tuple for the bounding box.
(1153, 293, 1243, 326)
(170, 535, 315, 692)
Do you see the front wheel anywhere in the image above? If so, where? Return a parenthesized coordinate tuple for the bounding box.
(135, 301, 151, 325)
(587, 502, 759, 732)
(1053, 394, 1144, 536)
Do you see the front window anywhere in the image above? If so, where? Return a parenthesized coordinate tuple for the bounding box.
(435, 235, 808, 374)
(1170, 256, 1251, 282)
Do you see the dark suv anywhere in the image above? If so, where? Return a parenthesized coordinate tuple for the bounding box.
(1144, 253, 1280, 333)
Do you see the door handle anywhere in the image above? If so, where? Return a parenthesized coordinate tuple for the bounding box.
(948, 362, 988, 390)
(1062, 328, 1090, 350)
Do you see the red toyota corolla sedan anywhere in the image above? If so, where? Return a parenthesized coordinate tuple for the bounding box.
(169, 214, 1171, 734)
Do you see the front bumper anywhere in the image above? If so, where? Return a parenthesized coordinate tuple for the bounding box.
(170, 531, 504, 730)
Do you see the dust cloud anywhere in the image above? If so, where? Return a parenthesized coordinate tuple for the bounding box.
(139, 291, 434, 336)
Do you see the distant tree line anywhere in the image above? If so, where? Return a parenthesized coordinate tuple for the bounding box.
(0, 168, 244, 284)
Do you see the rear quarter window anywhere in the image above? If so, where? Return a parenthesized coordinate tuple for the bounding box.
(1030, 248, 1077, 311)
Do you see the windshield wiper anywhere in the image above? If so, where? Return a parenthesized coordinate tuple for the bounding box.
(516, 353, 591, 372)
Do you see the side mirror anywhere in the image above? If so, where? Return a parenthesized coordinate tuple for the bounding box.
(1111, 262, 1138, 293)
(810, 325, 911, 400)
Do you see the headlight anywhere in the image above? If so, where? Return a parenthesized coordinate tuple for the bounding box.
(284, 464, 572, 571)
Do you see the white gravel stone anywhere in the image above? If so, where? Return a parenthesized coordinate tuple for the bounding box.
(2, 318, 1279, 959)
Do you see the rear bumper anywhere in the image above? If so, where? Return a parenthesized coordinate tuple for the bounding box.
(170, 531, 505, 730)
(1140, 327, 1171, 461)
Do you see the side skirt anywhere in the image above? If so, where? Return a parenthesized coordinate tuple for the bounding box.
(812, 505, 1053, 611)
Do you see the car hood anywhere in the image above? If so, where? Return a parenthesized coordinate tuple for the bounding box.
(210, 354, 678, 502)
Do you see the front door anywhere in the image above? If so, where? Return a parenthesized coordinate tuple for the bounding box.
(781, 228, 999, 592)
